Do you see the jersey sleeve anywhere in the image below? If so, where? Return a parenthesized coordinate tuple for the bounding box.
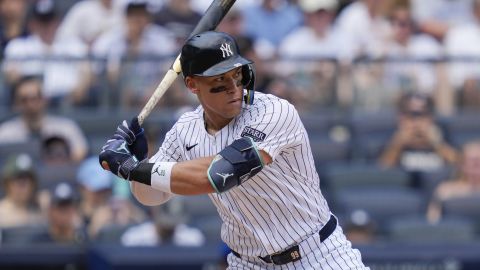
(246, 97, 304, 161)
(150, 124, 184, 163)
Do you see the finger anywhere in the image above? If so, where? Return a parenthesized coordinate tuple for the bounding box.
(131, 117, 140, 131)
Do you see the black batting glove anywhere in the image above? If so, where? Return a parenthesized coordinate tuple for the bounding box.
(114, 117, 148, 161)
(99, 138, 140, 180)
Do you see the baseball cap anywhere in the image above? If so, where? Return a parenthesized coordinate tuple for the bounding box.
(125, 0, 151, 14)
(299, 0, 338, 13)
(32, 0, 57, 22)
(2, 153, 36, 181)
(180, 31, 252, 77)
(76, 157, 113, 192)
(50, 182, 77, 206)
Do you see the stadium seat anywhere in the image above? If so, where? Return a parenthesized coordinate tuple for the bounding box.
(387, 216, 476, 243)
(336, 188, 425, 234)
(324, 163, 410, 192)
(443, 111, 480, 148)
(0, 226, 47, 245)
(349, 109, 396, 161)
(309, 138, 351, 168)
(441, 195, 480, 232)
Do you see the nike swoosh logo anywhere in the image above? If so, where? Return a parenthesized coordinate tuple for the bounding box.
(186, 143, 198, 151)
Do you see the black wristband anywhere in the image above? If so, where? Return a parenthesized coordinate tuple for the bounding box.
(130, 162, 153, 186)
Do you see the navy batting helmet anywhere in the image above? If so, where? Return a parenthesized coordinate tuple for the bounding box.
(180, 31, 255, 104)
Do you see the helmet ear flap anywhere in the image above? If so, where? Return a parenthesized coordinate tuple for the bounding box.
(242, 64, 255, 105)
(241, 64, 255, 91)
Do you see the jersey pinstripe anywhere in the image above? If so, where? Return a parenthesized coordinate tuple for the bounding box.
(150, 92, 331, 257)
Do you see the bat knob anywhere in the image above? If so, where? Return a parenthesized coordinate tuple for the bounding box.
(101, 161, 110, 171)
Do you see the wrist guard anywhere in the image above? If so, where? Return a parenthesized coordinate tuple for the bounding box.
(207, 137, 264, 193)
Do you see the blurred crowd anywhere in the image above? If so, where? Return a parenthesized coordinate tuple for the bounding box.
(0, 0, 479, 250)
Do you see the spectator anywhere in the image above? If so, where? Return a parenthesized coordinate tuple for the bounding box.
(3, 0, 92, 107)
(76, 156, 114, 235)
(277, 0, 341, 108)
(154, 0, 201, 47)
(410, 0, 475, 41)
(0, 153, 43, 228)
(216, 6, 246, 38)
(444, 0, 480, 108)
(279, 0, 341, 58)
(381, 4, 442, 95)
(243, 0, 303, 57)
(32, 182, 87, 244)
(0, 76, 88, 163)
(40, 135, 72, 167)
(335, 0, 391, 61)
(343, 209, 377, 245)
(427, 140, 480, 223)
(57, 0, 125, 49)
(379, 92, 458, 187)
(121, 197, 205, 247)
(0, 0, 29, 57)
(92, 0, 177, 108)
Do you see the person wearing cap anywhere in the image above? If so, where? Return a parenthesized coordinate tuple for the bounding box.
(92, 0, 177, 108)
(0, 153, 43, 228)
(100, 31, 369, 269)
(379, 92, 458, 186)
(277, 0, 342, 109)
(32, 181, 87, 244)
(3, 0, 91, 107)
(279, 0, 341, 58)
(76, 156, 114, 230)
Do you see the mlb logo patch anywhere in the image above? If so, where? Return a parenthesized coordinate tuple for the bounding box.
(241, 126, 266, 142)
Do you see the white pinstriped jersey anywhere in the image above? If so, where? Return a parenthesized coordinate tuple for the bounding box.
(150, 92, 331, 257)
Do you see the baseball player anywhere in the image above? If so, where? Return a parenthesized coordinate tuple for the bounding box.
(100, 31, 369, 269)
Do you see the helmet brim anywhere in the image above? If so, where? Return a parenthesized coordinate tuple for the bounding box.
(193, 55, 252, 77)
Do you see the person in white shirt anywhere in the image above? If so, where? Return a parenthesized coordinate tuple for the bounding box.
(92, 0, 177, 108)
(279, 0, 340, 59)
(335, 0, 391, 61)
(3, 0, 91, 106)
(0, 76, 88, 162)
(56, 0, 125, 49)
(444, 0, 480, 107)
(381, 4, 442, 95)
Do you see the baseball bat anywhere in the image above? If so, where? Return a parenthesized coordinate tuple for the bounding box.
(137, 0, 237, 125)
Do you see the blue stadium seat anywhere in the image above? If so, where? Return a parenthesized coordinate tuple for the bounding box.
(441, 195, 480, 232)
(387, 216, 476, 243)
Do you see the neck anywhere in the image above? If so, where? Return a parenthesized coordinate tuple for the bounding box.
(203, 112, 231, 135)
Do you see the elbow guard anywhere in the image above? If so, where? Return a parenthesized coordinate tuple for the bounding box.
(207, 137, 264, 193)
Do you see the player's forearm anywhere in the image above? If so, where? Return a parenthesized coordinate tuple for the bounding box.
(170, 157, 216, 195)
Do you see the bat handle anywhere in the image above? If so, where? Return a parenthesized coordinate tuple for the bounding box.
(137, 54, 183, 126)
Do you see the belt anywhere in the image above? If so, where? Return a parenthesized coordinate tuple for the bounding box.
(232, 214, 337, 265)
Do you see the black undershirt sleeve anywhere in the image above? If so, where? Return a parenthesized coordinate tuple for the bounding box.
(130, 162, 153, 186)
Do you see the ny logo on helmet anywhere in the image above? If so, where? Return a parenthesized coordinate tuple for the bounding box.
(220, 43, 233, 58)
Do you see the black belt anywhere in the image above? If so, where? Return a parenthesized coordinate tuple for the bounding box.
(232, 214, 337, 265)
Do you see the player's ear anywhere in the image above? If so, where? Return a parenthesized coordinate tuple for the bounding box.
(185, 76, 199, 94)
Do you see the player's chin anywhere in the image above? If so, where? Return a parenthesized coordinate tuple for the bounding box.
(224, 101, 242, 117)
